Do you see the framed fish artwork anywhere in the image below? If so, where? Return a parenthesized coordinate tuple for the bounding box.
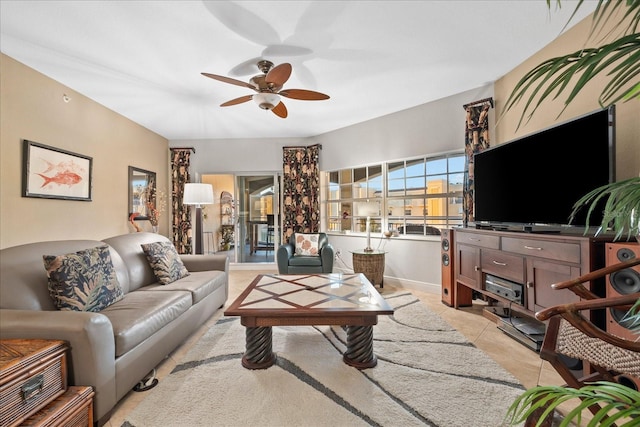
(22, 140, 93, 201)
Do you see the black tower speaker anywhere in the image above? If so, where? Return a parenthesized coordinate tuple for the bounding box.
(605, 242, 640, 390)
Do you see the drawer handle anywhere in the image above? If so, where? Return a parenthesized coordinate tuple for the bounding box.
(468, 237, 481, 241)
(474, 266, 480, 272)
(524, 245, 543, 251)
(21, 373, 44, 403)
(526, 281, 534, 289)
(492, 261, 507, 266)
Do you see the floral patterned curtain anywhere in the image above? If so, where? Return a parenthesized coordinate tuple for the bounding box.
(170, 148, 192, 254)
(463, 99, 492, 225)
(282, 144, 321, 242)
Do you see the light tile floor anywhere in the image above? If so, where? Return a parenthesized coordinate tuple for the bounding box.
(105, 270, 572, 427)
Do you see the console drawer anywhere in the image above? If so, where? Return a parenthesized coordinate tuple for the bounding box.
(501, 237, 581, 263)
(21, 386, 94, 427)
(481, 248, 525, 283)
(456, 232, 499, 249)
(0, 339, 68, 427)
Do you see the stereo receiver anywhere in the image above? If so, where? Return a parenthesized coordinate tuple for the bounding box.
(485, 274, 524, 305)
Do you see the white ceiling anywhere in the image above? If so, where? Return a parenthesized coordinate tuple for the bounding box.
(0, 1, 595, 141)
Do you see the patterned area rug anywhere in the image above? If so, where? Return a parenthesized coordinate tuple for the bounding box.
(122, 292, 524, 427)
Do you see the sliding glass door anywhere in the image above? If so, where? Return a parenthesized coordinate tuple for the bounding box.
(201, 173, 279, 264)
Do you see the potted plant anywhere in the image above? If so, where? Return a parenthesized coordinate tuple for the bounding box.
(502, 1, 640, 425)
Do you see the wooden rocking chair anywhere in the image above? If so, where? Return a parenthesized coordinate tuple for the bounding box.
(529, 256, 640, 426)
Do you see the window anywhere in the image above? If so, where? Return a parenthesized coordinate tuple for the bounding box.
(324, 152, 464, 236)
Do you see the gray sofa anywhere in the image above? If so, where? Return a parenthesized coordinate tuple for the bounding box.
(0, 232, 228, 425)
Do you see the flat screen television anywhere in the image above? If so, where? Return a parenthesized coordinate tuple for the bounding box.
(473, 106, 615, 232)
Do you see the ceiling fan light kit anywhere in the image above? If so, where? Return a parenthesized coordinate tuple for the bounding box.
(202, 60, 329, 118)
(253, 93, 281, 110)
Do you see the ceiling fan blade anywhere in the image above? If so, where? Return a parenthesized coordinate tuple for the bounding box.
(265, 63, 292, 87)
(271, 101, 288, 118)
(279, 89, 330, 101)
(220, 95, 253, 107)
(201, 72, 256, 90)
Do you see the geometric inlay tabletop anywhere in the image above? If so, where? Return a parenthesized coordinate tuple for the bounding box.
(224, 273, 393, 316)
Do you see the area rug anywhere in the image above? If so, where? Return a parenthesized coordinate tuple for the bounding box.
(122, 292, 525, 427)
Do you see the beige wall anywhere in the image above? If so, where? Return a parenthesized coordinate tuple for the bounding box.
(494, 13, 640, 179)
(0, 54, 170, 249)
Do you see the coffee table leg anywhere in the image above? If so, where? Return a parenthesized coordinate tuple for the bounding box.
(242, 326, 276, 369)
(343, 325, 377, 369)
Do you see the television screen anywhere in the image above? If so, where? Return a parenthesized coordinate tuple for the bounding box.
(473, 107, 614, 229)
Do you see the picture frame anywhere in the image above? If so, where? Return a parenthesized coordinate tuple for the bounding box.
(128, 166, 156, 221)
(22, 140, 93, 201)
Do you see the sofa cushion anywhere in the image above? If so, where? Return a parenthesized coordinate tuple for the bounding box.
(138, 271, 226, 304)
(99, 290, 192, 357)
(141, 241, 190, 285)
(295, 233, 320, 256)
(43, 245, 124, 312)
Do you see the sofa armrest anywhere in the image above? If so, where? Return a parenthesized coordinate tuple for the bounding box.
(180, 254, 229, 273)
(0, 309, 117, 420)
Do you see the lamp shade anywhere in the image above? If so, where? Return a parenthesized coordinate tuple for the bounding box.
(183, 183, 214, 206)
(358, 201, 379, 217)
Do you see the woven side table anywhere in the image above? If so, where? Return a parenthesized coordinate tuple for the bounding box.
(351, 249, 386, 288)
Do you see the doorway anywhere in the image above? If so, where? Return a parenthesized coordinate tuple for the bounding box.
(202, 173, 279, 264)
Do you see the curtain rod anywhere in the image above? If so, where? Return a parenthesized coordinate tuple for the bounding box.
(283, 144, 322, 150)
(170, 146, 196, 153)
(463, 97, 494, 110)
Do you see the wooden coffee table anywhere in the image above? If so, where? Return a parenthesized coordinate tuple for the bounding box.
(224, 273, 394, 370)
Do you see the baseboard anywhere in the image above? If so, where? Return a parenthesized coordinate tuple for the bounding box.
(333, 266, 441, 295)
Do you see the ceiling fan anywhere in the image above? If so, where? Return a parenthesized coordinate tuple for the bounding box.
(201, 60, 329, 118)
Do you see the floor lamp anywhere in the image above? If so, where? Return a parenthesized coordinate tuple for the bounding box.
(183, 183, 214, 255)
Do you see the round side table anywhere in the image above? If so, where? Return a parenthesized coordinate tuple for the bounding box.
(351, 249, 386, 288)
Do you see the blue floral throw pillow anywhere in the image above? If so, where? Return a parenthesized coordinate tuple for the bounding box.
(141, 241, 190, 285)
(43, 245, 124, 312)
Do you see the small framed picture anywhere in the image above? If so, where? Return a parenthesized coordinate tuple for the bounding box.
(22, 140, 93, 201)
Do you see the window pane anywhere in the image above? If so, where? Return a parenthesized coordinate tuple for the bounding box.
(353, 167, 367, 183)
(340, 170, 352, 184)
(448, 155, 465, 173)
(447, 197, 464, 216)
(426, 158, 447, 175)
(406, 177, 425, 193)
(328, 202, 341, 217)
(426, 175, 447, 194)
(368, 176, 383, 196)
(406, 198, 426, 217)
(328, 182, 339, 199)
(340, 184, 352, 198)
(405, 159, 424, 178)
(388, 162, 404, 180)
(387, 178, 405, 195)
(368, 165, 383, 197)
(426, 196, 447, 218)
(448, 173, 464, 192)
(387, 199, 405, 216)
(329, 171, 339, 184)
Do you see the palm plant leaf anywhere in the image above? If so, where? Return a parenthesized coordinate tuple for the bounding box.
(569, 176, 640, 241)
(506, 1, 640, 128)
(504, 381, 640, 426)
